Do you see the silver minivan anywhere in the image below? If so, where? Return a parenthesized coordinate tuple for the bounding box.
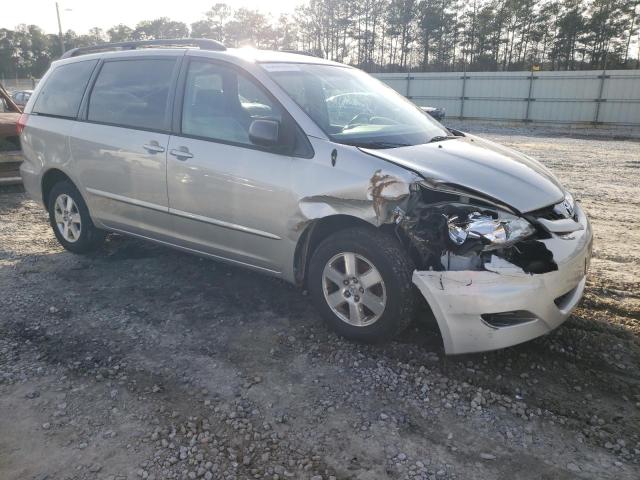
(19, 39, 593, 354)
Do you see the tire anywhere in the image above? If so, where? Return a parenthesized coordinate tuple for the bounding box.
(47, 180, 105, 254)
(308, 226, 417, 342)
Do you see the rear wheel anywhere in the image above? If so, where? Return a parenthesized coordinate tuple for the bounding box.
(308, 226, 416, 342)
(48, 181, 105, 253)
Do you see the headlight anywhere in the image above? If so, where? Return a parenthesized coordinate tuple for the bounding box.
(553, 191, 576, 219)
(447, 211, 535, 249)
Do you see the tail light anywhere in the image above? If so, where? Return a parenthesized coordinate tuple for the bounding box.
(16, 113, 29, 135)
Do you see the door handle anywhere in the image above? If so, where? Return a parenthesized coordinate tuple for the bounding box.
(169, 147, 193, 161)
(143, 142, 165, 154)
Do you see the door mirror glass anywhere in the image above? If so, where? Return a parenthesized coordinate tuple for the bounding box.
(249, 119, 279, 147)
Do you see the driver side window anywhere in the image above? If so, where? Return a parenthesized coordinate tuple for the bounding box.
(181, 61, 282, 146)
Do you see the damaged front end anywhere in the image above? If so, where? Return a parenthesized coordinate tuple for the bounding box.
(392, 183, 559, 276)
(294, 153, 592, 354)
(389, 180, 592, 355)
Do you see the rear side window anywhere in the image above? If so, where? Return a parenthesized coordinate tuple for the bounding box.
(88, 59, 176, 131)
(32, 60, 97, 118)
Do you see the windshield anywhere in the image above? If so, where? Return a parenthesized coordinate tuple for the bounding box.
(262, 63, 449, 148)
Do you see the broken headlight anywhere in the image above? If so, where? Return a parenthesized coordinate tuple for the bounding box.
(553, 191, 576, 219)
(447, 211, 535, 249)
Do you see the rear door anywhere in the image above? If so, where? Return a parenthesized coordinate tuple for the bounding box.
(70, 55, 181, 238)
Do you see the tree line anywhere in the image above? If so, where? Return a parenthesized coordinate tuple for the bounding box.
(1, 0, 639, 80)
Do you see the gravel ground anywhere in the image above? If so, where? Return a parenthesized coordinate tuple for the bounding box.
(1, 124, 639, 480)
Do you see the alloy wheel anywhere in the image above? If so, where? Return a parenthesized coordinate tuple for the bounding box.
(53, 194, 82, 243)
(322, 252, 387, 327)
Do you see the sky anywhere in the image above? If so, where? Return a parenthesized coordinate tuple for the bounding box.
(1, 0, 304, 34)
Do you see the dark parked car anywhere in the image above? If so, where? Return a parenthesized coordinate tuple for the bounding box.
(421, 105, 445, 121)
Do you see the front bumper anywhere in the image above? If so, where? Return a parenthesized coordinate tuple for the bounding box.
(413, 204, 593, 354)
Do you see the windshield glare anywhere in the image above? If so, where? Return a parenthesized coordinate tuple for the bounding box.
(262, 63, 448, 148)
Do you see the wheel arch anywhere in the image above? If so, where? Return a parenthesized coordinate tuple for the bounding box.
(293, 214, 384, 287)
(41, 168, 77, 212)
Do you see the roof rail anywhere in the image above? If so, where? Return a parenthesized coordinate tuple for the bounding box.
(280, 49, 321, 58)
(61, 38, 226, 59)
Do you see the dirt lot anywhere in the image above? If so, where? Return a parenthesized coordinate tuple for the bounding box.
(1, 123, 639, 480)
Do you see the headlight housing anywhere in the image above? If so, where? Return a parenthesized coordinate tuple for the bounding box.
(447, 211, 535, 249)
(553, 191, 576, 219)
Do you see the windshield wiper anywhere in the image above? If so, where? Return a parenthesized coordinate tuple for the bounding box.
(427, 135, 458, 143)
(356, 141, 412, 149)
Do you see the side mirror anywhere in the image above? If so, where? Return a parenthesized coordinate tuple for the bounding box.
(249, 119, 279, 147)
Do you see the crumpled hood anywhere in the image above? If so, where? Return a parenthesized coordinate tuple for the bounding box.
(361, 133, 564, 213)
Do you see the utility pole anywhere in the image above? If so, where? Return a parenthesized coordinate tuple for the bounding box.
(56, 2, 65, 54)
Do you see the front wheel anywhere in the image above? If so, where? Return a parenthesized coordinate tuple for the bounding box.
(48, 181, 106, 254)
(308, 227, 417, 342)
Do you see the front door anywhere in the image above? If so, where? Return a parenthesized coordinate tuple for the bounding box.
(166, 58, 299, 273)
